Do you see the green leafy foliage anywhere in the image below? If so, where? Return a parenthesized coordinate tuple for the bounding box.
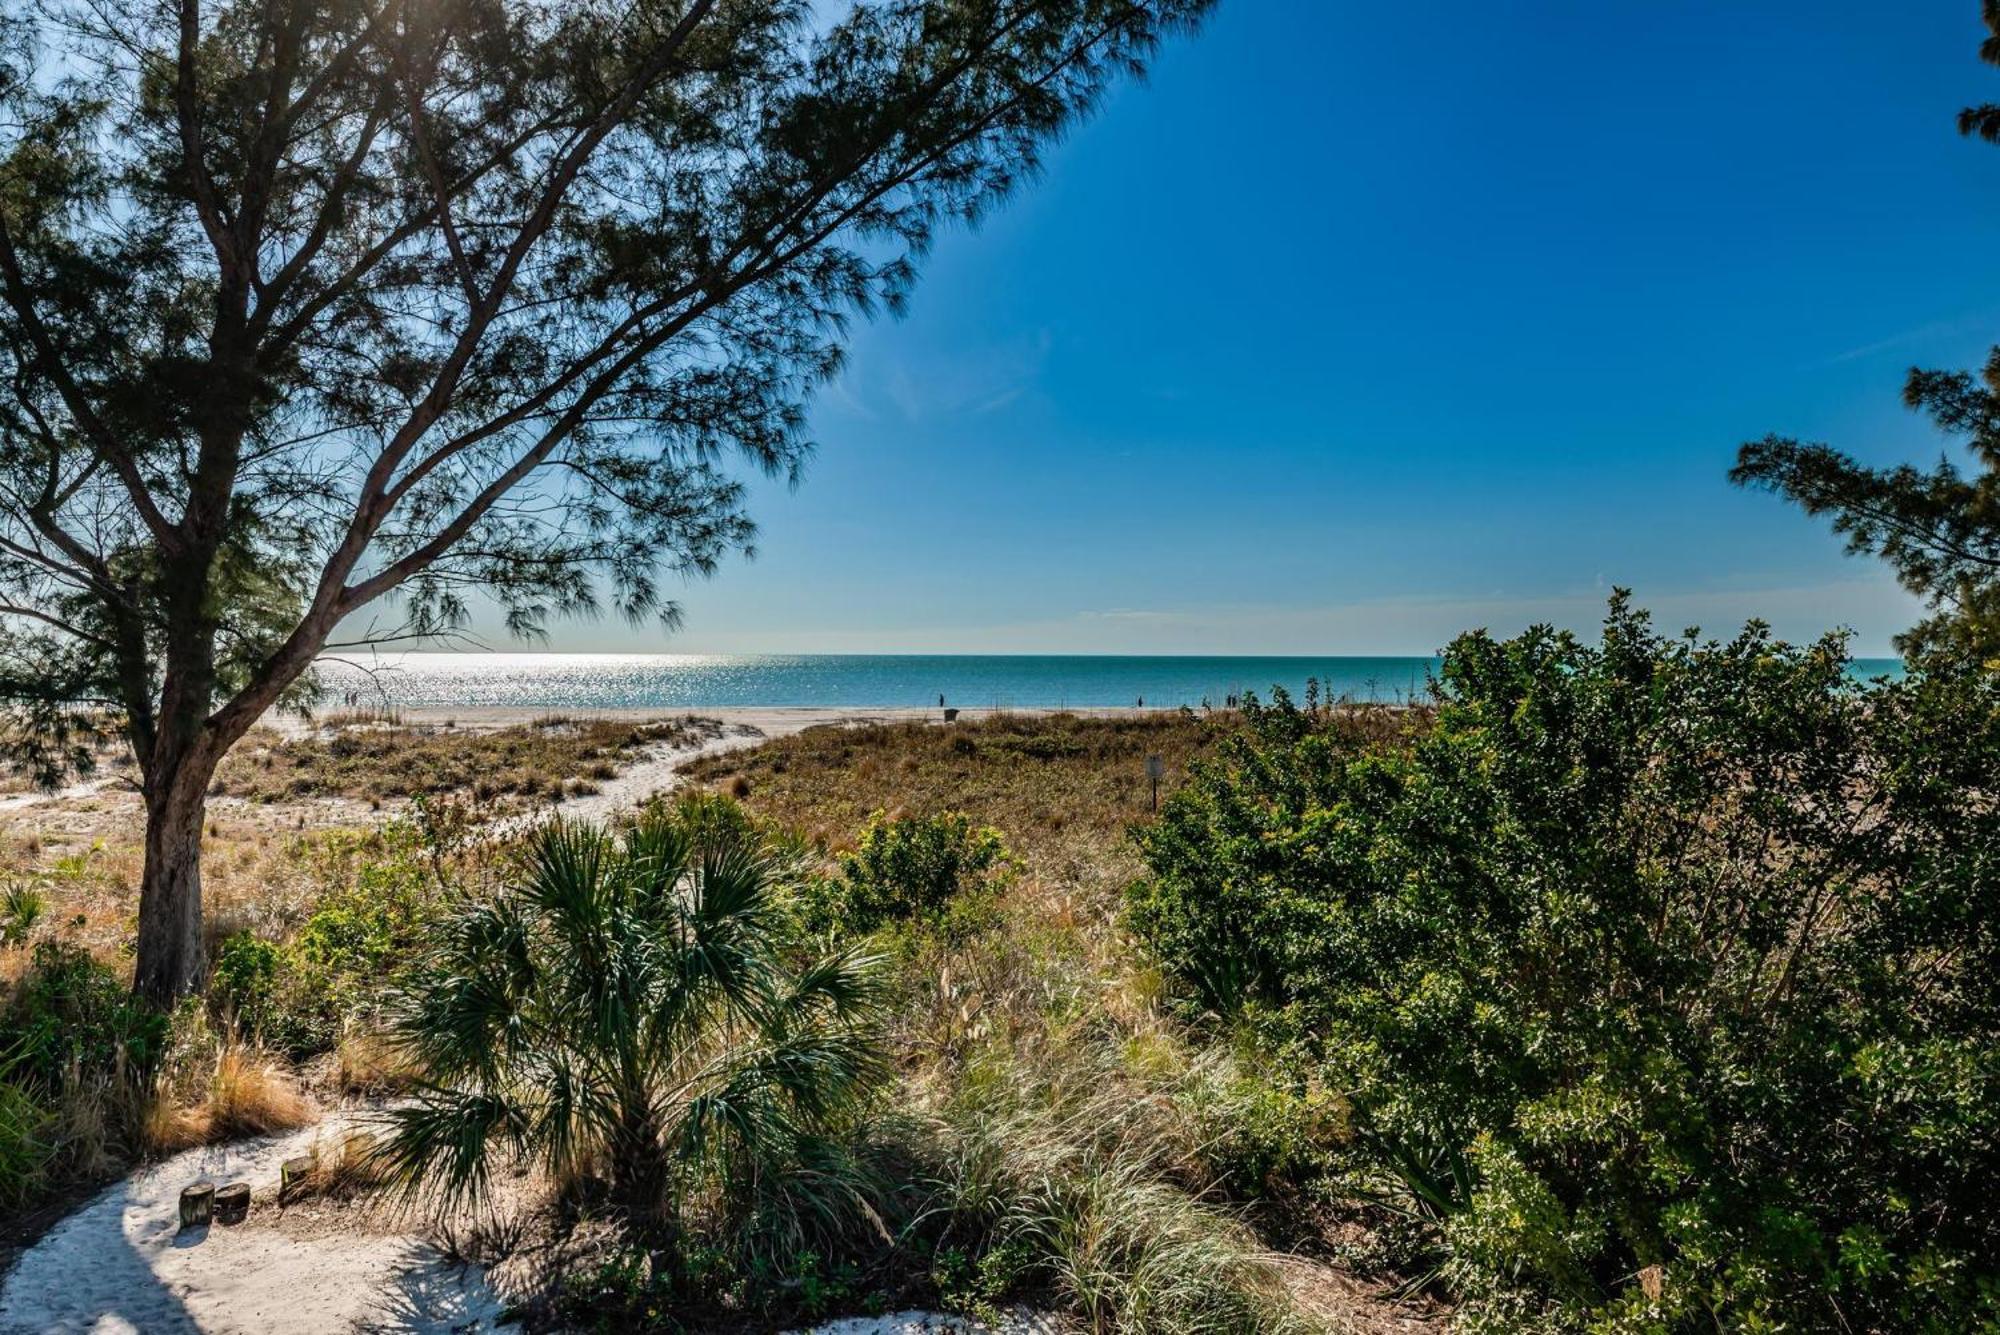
(5, 940, 169, 1091)
(1131, 597, 2000, 1331)
(208, 933, 280, 1032)
(208, 820, 450, 1055)
(0, 938, 172, 1203)
(802, 810, 1012, 940)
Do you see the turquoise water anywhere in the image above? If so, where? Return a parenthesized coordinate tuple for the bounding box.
(315, 653, 1907, 712)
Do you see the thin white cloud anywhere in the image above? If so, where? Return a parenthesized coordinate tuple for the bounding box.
(1826, 308, 1999, 365)
(832, 329, 1052, 424)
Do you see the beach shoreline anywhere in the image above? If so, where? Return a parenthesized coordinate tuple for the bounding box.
(308, 703, 1163, 733)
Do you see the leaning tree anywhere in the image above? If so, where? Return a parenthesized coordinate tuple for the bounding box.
(0, 0, 1211, 1004)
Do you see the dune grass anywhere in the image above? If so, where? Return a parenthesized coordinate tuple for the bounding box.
(681, 711, 1235, 910)
(146, 1039, 314, 1152)
(213, 714, 714, 807)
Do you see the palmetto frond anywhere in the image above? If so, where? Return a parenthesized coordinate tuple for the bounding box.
(383, 795, 887, 1229)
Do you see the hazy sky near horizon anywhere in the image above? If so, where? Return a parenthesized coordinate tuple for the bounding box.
(489, 1, 2000, 658)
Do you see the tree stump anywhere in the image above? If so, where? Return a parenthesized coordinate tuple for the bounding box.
(280, 1155, 315, 1203)
(178, 1180, 215, 1229)
(213, 1181, 251, 1224)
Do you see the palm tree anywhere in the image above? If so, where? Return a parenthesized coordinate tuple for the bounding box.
(378, 801, 886, 1233)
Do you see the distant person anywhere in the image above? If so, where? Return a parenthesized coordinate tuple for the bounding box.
(939, 693, 946, 709)
(1136, 696, 1143, 709)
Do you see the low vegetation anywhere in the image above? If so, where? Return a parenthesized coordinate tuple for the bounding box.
(214, 715, 712, 806)
(665, 744, 1375, 1331)
(796, 808, 1015, 939)
(3, 624, 1989, 1333)
(380, 805, 889, 1249)
(681, 710, 1236, 907)
(1131, 597, 2000, 1331)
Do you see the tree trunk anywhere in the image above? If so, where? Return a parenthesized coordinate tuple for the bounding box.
(611, 1102, 671, 1232)
(132, 757, 217, 1008)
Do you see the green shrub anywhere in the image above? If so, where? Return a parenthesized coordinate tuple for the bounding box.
(0, 882, 45, 949)
(0, 939, 168, 1196)
(5, 940, 168, 1091)
(804, 810, 1011, 939)
(0, 1078, 51, 1209)
(254, 820, 445, 1055)
(209, 932, 280, 1033)
(1130, 596, 2000, 1331)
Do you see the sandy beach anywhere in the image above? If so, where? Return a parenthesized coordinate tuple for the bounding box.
(371, 703, 1155, 730)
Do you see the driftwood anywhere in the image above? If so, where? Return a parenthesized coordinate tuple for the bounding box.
(178, 1180, 214, 1229)
(213, 1181, 251, 1224)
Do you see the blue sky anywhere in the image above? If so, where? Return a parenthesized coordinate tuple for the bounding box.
(575, 1, 2000, 656)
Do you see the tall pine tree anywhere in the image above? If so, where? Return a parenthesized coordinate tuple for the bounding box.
(0, 0, 1212, 1004)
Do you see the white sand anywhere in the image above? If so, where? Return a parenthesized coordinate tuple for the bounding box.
(0, 1116, 506, 1334)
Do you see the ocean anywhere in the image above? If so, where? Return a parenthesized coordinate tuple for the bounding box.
(313, 652, 1907, 713)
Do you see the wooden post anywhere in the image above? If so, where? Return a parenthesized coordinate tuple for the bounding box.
(179, 1180, 215, 1229)
(280, 1155, 315, 1203)
(213, 1181, 251, 1224)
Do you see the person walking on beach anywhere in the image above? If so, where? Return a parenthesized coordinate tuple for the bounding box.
(939, 693, 946, 709)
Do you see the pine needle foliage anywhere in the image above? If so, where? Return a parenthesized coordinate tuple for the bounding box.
(0, 0, 1216, 1002)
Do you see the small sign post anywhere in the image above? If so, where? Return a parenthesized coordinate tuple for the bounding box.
(1145, 754, 1165, 813)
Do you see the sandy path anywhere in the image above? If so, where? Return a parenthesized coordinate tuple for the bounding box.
(0, 1106, 1058, 1335)
(548, 718, 770, 825)
(0, 1115, 505, 1334)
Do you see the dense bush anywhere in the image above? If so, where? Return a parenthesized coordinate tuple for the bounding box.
(209, 933, 281, 1030)
(801, 809, 1012, 940)
(7, 940, 169, 1089)
(1130, 597, 2000, 1331)
(0, 939, 171, 1204)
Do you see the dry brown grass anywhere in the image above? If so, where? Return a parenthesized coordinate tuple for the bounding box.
(333, 1028, 418, 1097)
(0, 816, 420, 981)
(213, 714, 716, 807)
(280, 1125, 392, 1204)
(682, 710, 1237, 911)
(146, 1041, 314, 1152)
